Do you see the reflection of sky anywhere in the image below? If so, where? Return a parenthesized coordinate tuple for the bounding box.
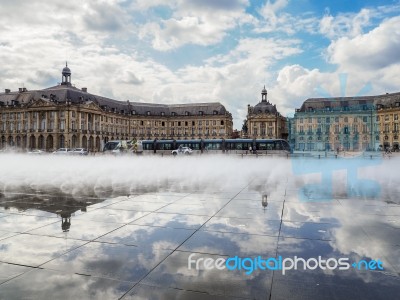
(277, 201, 400, 275)
(142, 251, 273, 299)
(42, 242, 172, 282)
(0, 268, 132, 299)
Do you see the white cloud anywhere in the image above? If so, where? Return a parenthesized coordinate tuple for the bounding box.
(320, 8, 372, 39)
(138, 0, 251, 50)
(253, 0, 319, 35)
(141, 16, 229, 50)
(264, 13, 400, 118)
(327, 16, 400, 71)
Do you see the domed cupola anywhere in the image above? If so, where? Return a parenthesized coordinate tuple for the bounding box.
(253, 86, 277, 114)
(61, 62, 72, 86)
(261, 85, 268, 102)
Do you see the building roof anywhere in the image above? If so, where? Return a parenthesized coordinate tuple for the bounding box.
(0, 84, 230, 117)
(248, 86, 280, 115)
(253, 101, 277, 114)
(0, 64, 231, 117)
(297, 92, 400, 112)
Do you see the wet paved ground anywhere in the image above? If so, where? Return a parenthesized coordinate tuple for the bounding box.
(0, 172, 399, 299)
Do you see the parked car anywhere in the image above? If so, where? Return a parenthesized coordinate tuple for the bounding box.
(27, 149, 45, 155)
(52, 148, 72, 154)
(171, 146, 193, 156)
(71, 148, 88, 155)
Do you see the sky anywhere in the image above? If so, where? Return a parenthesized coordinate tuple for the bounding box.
(0, 0, 399, 129)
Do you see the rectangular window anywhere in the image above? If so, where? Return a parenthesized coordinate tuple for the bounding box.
(353, 125, 358, 133)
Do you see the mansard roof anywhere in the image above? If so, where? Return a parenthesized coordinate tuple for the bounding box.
(297, 92, 400, 112)
(0, 84, 230, 116)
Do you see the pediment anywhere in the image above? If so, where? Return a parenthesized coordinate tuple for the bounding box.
(80, 101, 103, 112)
(28, 98, 56, 108)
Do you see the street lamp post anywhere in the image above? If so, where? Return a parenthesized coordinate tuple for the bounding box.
(66, 100, 71, 149)
(370, 106, 374, 151)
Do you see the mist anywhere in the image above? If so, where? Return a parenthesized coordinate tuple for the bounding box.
(0, 154, 398, 203)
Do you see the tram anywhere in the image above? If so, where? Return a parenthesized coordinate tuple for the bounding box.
(140, 138, 291, 155)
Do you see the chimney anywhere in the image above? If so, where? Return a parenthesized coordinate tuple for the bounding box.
(82, 87, 87, 93)
(22, 87, 27, 92)
(18, 88, 23, 92)
(5, 89, 10, 93)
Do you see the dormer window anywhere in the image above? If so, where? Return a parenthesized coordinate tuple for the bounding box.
(325, 107, 330, 112)
(396, 102, 400, 107)
(185, 111, 190, 116)
(308, 107, 313, 112)
(146, 111, 151, 116)
(213, 110, 218, 115)
(161, 112, 165, 116)
(131, 110, 136, 115)
(199, 111, 203, 116)
(171, 112, 176, 116)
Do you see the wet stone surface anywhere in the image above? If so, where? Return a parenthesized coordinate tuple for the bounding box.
(0, 176, 399, 299)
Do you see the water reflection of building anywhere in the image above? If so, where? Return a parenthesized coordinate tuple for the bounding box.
(61, 213, 72, 232)
(0, 193, 103, 232)
(291, 93, 400, 151)
(0, 64, 233, 152)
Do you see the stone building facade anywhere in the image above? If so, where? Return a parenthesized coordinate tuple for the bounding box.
(0, 64, 233, 151)
(245, 87, 288, 139)
(376, 94, 400, 151)
(291, 92, 400, 151)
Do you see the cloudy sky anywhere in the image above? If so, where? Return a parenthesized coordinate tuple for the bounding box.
(1, 0, 399, 128)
